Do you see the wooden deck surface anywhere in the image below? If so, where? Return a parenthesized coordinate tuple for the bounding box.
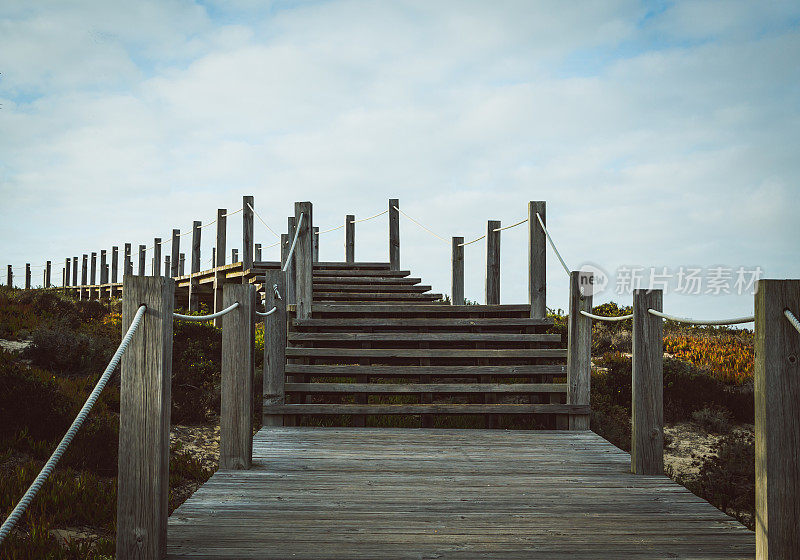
(167, 428, 754, 559)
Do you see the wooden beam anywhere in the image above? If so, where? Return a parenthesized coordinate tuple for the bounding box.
(179, 253, 185, 276)
(63, 259, 69, 287)
(171, 229, 180, 278)
(567, 270, 592, 430)
(242, 195, 254, 270)
(631, 288, 663, 475)
(165, 256, 170, 278)
(81, 254, 88, 286)
(263, 269, 286, 427)
(282, 230, 295, 305)
(451, 236, 464, 305)
(486, 220, 500, 305)
(294, 201, 313, 320)
(389, 198, 399, 270)
(117, 275, 174, 560)
(345, 214, 355, 263)
(529, 201, 546, 318)
(220, 283, 255, 470)
(755, 279, 800, 559)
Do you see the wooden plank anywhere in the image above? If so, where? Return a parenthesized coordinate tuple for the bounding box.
(285, 383, 568, 394)
(263, 269, 287, 428)
(243, 195, 254, 270)
(313, 283, 431, 292)
(314, 292, 442, 301)
(567, 270, 592, 430)
(312, 276, 422, 285)
(486, 220, 500, 305)
(755, 279, 800, 559)
(118, 275, 174, 560)
(285, 364, 566, 377)
(288, 332, 561, 343)
(285, 348, 567, 359)
(266, 404, 589, 415)
(311, 304, 532, 314)
(529, 201, 546, 318)
(313, 269, 411, 278)
(220, 283, 255, 470)
(345, 214, 355, 263)
(631, 288, 663, 475)
(294, 201, 313, 319)
(452, 236, 464, 305)
(294, 318, 554, 328)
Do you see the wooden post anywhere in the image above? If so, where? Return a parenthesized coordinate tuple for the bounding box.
(25, 263, 31, 290)
(62, 266, 66, 290)
(81, 254, 88, 286)
(152, 240, 161, 276)
(165, 256, 170, 277)
(212, 248, 216, 267)
(529, 201, 546, 318)
(216, 209, 227, 267)
(72, 257, 78, 287)
(284, 218, 296, 305)
(294, 202, 313, 319)
(255, 243, 262, 262)
(242, 195, 254, 270)
(179, 253, 185, 276)
(263, 269, 287, 427)
(345, 215, 355, 263)
(389, 199, 399, 270)
(220, 283, 255, 470)
(755, 279, 800, 559)
(138, 245, 146, 276)
(112, 246, 119, 283)
(313, 227, 319, 263)
(190, 221, 201, 312)
(567, 271, 592, 430)
(90, 252, 97, 284)
(45, 261, 51, 288)
(100, 250, 108, 283)
(6, 264, 11, 287)
(171, 230, 180, 278)
(631, 288, 663, 475)
(124, 243, 132, 276)
(232, 249, 238, 263)
(117, 275, 174, 560)
(64, 259, 69, 287)
(486, 220, 500, 305)
(451, 237, 464, 305)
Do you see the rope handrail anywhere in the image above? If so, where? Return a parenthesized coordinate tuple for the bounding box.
(174, 302, 240, 321)
(222, 208, 243, 218)
(350, 209, 388, 223)
(785, 309, 800, 335)
(393, 206, 448, 243)
(264, 240, 281, 249)
(647, 309, 754, 325)
(535, 212, 570, 277)
(198, 218, 218, 229)
(493, 218, 528, 232)
(256, 306, 277, 317)
(458, 234, 486, 247)
(282, 213, 304, 272)
(316, 224, 345, 235)
(580, 311, 633, 321)
(0, 304, 147, 545)
(247, 203, 281, 239)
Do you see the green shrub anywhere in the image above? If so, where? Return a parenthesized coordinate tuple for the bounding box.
(24, 323, 115, 377)
(691, 405, 733, 434)
(172, 321, 222, 423)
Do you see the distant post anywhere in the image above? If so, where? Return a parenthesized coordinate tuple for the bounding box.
(631, 288, 664, 475)
(25, 263, 31, 290)
(486, 220, 500, 305)
(294, 202, 313, 319)
(72, 257, 78, 287)
(220, 283, 255, 470)
(179, 253, 185, 276)
(81, 255, 88, 296)
(216, 209, 227, 267)
(263, 269, 287, 427)
(112, 246, 119, 283)
(242, 195, 254, 270)
(138, 245, 146, 276)
(190, 221, 201, 312)
(64, 259, 69, 288)
(567, 270, 592, 430)
(254, 243, 262, 262)
(754, 279, 800, 559)
(313, 227, 319, 263)
(124, 243, 132, 276)
(345, 215, 355, 263)
(6, 264, 11, 288)
(152, 240, 161, 276)
(451, 237, 464, 305)
(529, 201, 546, 319)
(165, 256, 170, 278)
(117, 275, 174, 560)
(171, 230, 180, 278)
(389, 198, 399, 270)
(231, 249, 238, 263)
(45, 261, 51, 289)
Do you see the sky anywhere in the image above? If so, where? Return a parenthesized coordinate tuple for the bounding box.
(1, 0, 798, 320)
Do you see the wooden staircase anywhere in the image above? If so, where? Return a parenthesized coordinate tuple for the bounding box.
(264, 262, 587, 429)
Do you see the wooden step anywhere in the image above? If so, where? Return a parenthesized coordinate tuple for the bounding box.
(312, 304, 532, 315)
(313, 269, 411, 277)
(314, 292, 442, 301)
(285, 348, 567, 359)
(314, 262, 391, 270)
(288, 332, 561, 343)
(312, 277, 422, 285)
(284, 383, 567, 394)
(285, 364, 567, 377)
(293, 318, 554, 328)
(313, 284, 432, 293)
(263, 403, 588, 415)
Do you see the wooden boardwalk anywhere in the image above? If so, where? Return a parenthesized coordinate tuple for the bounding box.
(167, 427, 755, 559)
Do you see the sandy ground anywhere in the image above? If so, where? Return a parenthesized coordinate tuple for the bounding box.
(0, 338, 31, 353)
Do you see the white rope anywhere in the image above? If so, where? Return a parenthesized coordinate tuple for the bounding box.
(458, 234, 486, 247)
(198, 218, 218, 229)
(647, 309, 754, 325)
(282, 213, 304, 272)
(247, 203, 281, 239)
(264, 240, 281, 249)
(580, 311, 633, 321)
(785, 309, 800, 335)
(493, 218, 528, 232)
(350, 209, 388, 223)
(222, 207, 243, 218)
(316, 224, 345, 235)
(535, 212, 570, 277)
(256, 306, 277, 317)
(0, 304, 147, 546)
(394, 206, 448, 243)
(174, 302, 240, 321)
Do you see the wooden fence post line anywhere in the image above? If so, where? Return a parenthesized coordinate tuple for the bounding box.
(486, 220, 501, 305)
(45, 260, 51, 289)
(72, 257, 78, 287)
(631, 288, 664, 475)
(389, 199, 400, 270)
(25, 263, 31, 290)
(567, 271, 592, 430)
(313, 227, 319, 263)
(755, 279, 800, 559)
(190, 221, 201, 312)
(124, 243, 132, 276)
(117, 275, 174, 560)
(152, 240, 161, 276)
(255, 243, 262, 262)
(216, 209, 227, 267)
(295, 201, 313, 320)
(62, 266, 66, 290)
(345, 215, 355, 263)
(452, 237, 464, 305)
(138, 245, 146, 276)
(112, 246, 119, 283)
(529, 201, 546, 318)
(171, 230, 180, 278)
(263, 269, 287, 427)
(242, 195, 254, 270)
(220, 283, 255, 470)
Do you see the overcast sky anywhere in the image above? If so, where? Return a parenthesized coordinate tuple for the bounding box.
(1, 0, 798, 319)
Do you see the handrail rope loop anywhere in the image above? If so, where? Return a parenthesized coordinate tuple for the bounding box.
(458, 234, 486, 247)
(579, 311, 634, 321)
(174, 302, 240, 321)
(273, 284, 282, 300)
(535, 212, 570, 277)
(0, 304, 147, 546)
(350, 209, 388, 223)
(282, 213, 304, 272)
(246, 203, 281, 239)
(393, 206, 448, 243)
(256, 306, 277, 317)
(784, 309, 800, 335)
(493, 218, 528, 232)
(647, 309, 754, 325)
(315, 224, 345, 235)
(222, 207, 243, 218)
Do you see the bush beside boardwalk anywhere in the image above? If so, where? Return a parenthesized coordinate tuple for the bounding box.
(0, 286, 756, 557)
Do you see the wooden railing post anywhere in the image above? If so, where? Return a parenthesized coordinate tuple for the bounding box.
(25, 263, 31, 290)
(152, 241, 160, 276)
(64, 259, 69, 287)
(80, 255, 88, 297)
(165, 256, 171, 278)
(117, 275, 174, 560)
(62, 265, 66, 290)
(313, 227, 319, 263)
(138, 245, 146, 276)
(345, 215, 355, 263)
(486, 220, 500, 305)
(45, 260, 51, 289)
(631, 288, 663, 475)
(452, 237, 464, 305)
(112, 246, 119, 283)
(567, 270, 592, 430)
(295, 201, 313, 320)
(282, 228, 296, 305)
(124, 243, 132, 276)
(528, 201, 546, 318)
(263, 269, 287, 427)
(255, 244, 262, 262)
(755, 279, 800, 559)
(91, 252, 97, 284)
(171, 230, 180, 278)
(232, 249, 238, 263)
(179, 253, 185, 276)
(189, 221, 201, 312)
(100, 250, 108, 284)
(389, 199, 399, 270)
(216, 209, 227, 267)
(242, 195, 254, 270)
(220, 283, 255, 470)
(7, 264, 12, 288)
(72, 257, 78, 287)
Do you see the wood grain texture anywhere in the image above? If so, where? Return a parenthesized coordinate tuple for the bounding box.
(242, 195, 254, 270)
(452, 236, 464, 306)
(220, 283, 255, 470)
(389, 198, 399, 270)
(118, 275, 174, 560)
(754, 279, 800, 559)
(345, 214, 355, 263)
(529, 201, 546, 318)
(567, 271, 592, 431)
(284, 218, 296, 305)
(263, 269, 287, 427)
(486, 220, 500, 305)
(631, 289, 663, 475)
(294, 202, 313, 320)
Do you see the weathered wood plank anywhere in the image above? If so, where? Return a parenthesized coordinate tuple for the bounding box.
(285, 348, 567, 358)
(529, 201, 546, 318)
(263, 269, 286, 427)
(287, 332, 561, 343)
(285, 364, 566, 376)
(284, 383, 567, 393)
(242, 195, 254, 270)
(266, 404, 589, 415)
